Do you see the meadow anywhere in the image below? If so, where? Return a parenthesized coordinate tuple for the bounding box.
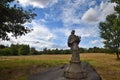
(0, 53, 120, 80)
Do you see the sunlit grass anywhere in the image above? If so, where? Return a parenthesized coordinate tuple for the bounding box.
(0, 53, 120, 80)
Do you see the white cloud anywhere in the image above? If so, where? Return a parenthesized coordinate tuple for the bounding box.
(53, 28, 70, 37)
(61, 8, 80, 26)
(99, 2, 116, 21)
(75, 27, 99, 38)
(60, 0, 112, 26)
(91, 40, 101, 44)
(0, 20, 56, 50)
(17, 0, 58, 8)
(89, 1, 96, 7)
(53, 26, 99, 39)
(82, 1, 116, 23)
(81, 8, 98, 23)
(90, 39, 104, 47)
(60, 0, 84, 27)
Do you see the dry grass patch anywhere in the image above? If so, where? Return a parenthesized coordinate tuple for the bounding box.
(0, 53, 120, 80)
(81, 53, 120, 80)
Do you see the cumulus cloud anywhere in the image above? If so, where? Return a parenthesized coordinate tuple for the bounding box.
(17, 0, 58, 8)
(60, 0, 113, 26)
(53, 25, 99, 39)
(75, 27, 99, 38)
(90, 39, 104, 47)
(0, 20, 56, 50)
(91, 40, 101, 44)
(60, 0, 85, 27)
(99, 2, 116, 21)
(81, 8, 98, 23)
(82, 1, 116, 23)
(61, 8, 80, 27)
(88, 1, 96, 7)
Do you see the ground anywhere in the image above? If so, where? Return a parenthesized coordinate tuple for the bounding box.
(0, 53, 120, 80)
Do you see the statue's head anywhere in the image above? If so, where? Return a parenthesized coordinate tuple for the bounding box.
(71, 30, 75, 35)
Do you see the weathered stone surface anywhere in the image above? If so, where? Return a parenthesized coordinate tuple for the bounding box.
(64, 62, 86, 79)
(68, 30, 81, 62)
(28, 62, 101, 80)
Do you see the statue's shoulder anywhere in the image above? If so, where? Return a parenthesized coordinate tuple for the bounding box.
(68, 34, 74, 39)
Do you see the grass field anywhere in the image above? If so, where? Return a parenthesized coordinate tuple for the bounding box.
(0, 53, 120, 80)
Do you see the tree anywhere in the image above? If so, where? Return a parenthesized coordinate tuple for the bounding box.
(79, 47, 87, 53)
(99, 0, 120, 59)
(10, 44, 19, 55)
(111, 0, 120, 14)
(0, 48, 12, 56)
(0, 0, 36, 40)
(30, 47, 38, 55)
(42, 48, 47, 54)
(0, 45, 6, 49)
(18, 45, 30, 55)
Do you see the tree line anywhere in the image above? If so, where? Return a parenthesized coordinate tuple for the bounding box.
(0, 44, 119, 56)
(42, 47, 117, 54)
(0, 44, 30, 56)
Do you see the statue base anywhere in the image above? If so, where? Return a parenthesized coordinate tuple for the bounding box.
(64, 61, 87, 79)
(28, 62, 101, 80)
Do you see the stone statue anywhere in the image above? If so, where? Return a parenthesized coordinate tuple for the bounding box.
(29, 30, 102, 80)
(68, 30, 81, 62)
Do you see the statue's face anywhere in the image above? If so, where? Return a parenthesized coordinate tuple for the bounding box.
(71, 30, 75, 34)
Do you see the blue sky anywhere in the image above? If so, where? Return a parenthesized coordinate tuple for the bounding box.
(0, 0, 116, 50)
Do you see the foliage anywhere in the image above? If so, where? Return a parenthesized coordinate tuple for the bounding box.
(0, 44, 32, 56)
(0, 0, 36, 40)
(41, 48, 70, 54)
(99, 0, 120, 59)
(0, 48, 12, 56)
(0, 45, 6, 49)
(10, 44, 19, 55)
(111, 0, 120, 14)
(87, 47, 107, 53)
(18, 45, 30, 55)
(30, 47, 39, 55)
(79, 47, 87, 53)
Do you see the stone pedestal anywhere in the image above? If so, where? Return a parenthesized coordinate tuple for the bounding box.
(64, 61, 86, 79)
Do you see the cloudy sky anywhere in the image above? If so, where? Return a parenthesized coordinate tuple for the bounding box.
(0, 0, 116, 50)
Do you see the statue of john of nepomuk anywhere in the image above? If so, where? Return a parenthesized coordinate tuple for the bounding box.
(68, 30, 81, 61)
(68, 30, 81, 50)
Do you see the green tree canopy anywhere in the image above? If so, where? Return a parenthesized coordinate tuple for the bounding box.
(99, 0, 120, 59)
(0, 0, 36, 40)
(18, 44, 30, 55)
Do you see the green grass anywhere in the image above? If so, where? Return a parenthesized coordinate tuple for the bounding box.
(0, 59, 68, 67)
(0, 53, 120, 80)
(82, 59, 100, 67)
(0, 59, 68, 80)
